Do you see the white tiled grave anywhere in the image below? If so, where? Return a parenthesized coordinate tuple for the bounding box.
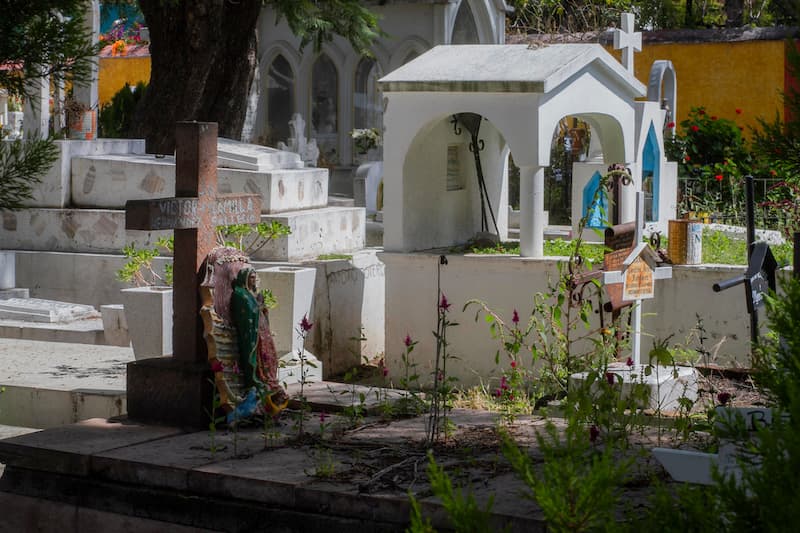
(0, 298, 99, 323)
(570, 362, 698, 412)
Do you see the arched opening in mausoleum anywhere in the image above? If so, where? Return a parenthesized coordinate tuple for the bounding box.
(642, 122, 661, 222)
(265, 54, 294, 147)
(451, 0, 480, 44)
(400, 112, 513, 250)
(311, 53, 339, 163)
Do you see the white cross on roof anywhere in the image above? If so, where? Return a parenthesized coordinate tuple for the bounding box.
(613, 13, 642, 74)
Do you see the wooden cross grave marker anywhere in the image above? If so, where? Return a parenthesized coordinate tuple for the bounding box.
(125, 122, 262, 363)
(603, 192, 672, 365)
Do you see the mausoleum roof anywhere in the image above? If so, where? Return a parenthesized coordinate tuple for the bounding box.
(379, 44, 646, 96)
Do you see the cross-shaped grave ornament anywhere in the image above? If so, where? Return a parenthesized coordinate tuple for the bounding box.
(125, 122, 262, 363)
(603, 192, 672, 365)
(613, 12, 642, 74)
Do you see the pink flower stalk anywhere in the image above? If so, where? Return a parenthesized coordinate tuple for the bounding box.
(404, 334, 413, 347)
(439, 293, 451, 312)
(512, 309, 519, 324)
(210, 360, 224, 373)
(300, 315, 313, 333)
(382, 366, 389, 378)
(626, 357, 634, 367)
(500, 376, 508, 390)
(495, 388, 502, 398)
(320, 411, 328, 423)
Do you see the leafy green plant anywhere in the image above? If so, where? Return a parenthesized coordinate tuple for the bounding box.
(500, 420, 631, 532)
(427, 290, 459, 446)
(0, 137, 59, 210)
(98, 81, 147, 138)
(117, 222, 290, 287)
(116, 237, 173, 287)
(407, 451, 498, 533)
(396, 334, 426, 416)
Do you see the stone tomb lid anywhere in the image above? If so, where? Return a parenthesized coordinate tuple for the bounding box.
(217, 138, 303, 172)
(0, 298, 99, 323)
(379, 44, 646, 95)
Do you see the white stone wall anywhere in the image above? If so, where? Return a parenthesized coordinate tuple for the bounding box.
(382, 252, 764, 387)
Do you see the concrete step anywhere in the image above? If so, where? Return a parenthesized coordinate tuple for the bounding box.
(71, 153, 329, 213)
(0, 338, 131, 428)
(0, 206, 365, 261)
(0, 317, 106, 345)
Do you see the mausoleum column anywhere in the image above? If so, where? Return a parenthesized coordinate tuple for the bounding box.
(519, 165, 545, 258)
(23, 75, 50, 139)
(72, 0, 100, 113)
(619, 162, 637, 224)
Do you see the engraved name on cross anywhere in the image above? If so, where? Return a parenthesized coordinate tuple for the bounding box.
(125, 122, 262, 363)
(614, 13, 642, 74)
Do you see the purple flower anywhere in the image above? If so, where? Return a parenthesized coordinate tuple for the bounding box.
(382, 366, 389, 378)
(589, 425, 600, 443)
(300, 315, 313, 333)
(605, 372, 615, 385)
(319, 411, 328, 423)
(439, 293, 451, 312)
(404, 334, 413, 347)
(717, 392, 731, 406)
(495, 388, 502, 398)
(512, 309, 519, 324)
(500, 376, 508, 390)
(210, 360, 224, 373)
(626, 357, 634, 367)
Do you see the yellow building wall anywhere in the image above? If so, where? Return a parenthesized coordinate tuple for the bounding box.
(97, 56, 151, 107)
(608, 40, 786, 137)
(96, 40, 787, 138)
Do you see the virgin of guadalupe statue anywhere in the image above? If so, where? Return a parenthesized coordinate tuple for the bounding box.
(200, 247, 287, 425)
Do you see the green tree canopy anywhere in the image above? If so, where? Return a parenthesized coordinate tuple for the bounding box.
(0, 0, 99, 101)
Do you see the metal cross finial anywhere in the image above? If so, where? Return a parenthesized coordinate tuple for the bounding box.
(613, 13, 642, 74)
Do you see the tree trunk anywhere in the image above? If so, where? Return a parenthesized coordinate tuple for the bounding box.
(133, 0, 262, 154)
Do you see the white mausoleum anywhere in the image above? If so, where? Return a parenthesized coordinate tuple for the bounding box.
(380, 43, 677, 256)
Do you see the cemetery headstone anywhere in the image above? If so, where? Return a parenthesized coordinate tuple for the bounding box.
(125, 122, 262, 427)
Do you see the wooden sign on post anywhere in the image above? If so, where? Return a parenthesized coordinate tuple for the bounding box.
(602, 193, 672, 365)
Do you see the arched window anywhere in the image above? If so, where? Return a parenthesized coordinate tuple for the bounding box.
(311, 54, 338, 136)
(311, 54, 338, 159)
(266, 54, 294, 146)
(642, 123, 660, 222)
(582, 171, 608, 229)
(354, 57, 382, 132)
(403, 51, 419, 65)
(451, 1, 479, 44)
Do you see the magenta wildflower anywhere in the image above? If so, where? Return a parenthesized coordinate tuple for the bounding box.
(605, 372, 615, 385)
(589, 425, 600, 443)
(210, 360, 224, 373)
(510, 360, 517, 369)
(495, 388, 502, 398)
(382, 366, 389, 378)
(626, 357, 634, 367)
(500, 376, 508, 390)
(404, 334, 413, 347)
(300, 314, 313, 332)
(319, 411, 328, 423)
(439, 293, 451, 312)
(512, 309, 519, 324)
